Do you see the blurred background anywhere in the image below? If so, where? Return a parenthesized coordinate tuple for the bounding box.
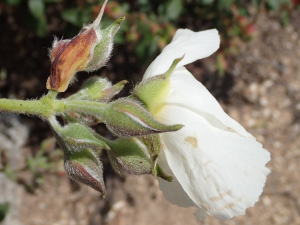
(0, 0, 300, 224)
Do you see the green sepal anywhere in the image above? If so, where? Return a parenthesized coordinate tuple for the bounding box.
(139, 134, 161, 172)
(64, 148, 106, 196)
(103, 137, 152, 176)
(66, 77, 127, 103)
(66, 77, 111, 101)
(62, 111, 102, 126)
(155, 164, 173, 182)
(104, 98, 183, 137)
(132, 56, 184, 114)
(48, 116, 109, 153)
(85, 17, 125, 72)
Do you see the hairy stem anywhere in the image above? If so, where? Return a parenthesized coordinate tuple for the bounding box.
(64, 100, 106, 120)
(0, 91, 63, 118)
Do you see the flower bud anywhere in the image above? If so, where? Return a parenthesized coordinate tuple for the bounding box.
(66, 77, 127, 102)
(105, 137, 152, 176)
(138, 134, 161, 170)
(46, 0, 124, 92)
(85, 17, 125, 72)
(64, 148, 106, 195)
(63, 112, 102, 126)
(103, 98, 183, 137)
(132, 55, 184, 114)
(48, 117, 110, 153)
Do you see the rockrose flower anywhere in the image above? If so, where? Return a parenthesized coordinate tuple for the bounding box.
(133, 29, 270, 221)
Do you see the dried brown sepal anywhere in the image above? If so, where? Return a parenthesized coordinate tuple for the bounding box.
(46, 29, 98, 92)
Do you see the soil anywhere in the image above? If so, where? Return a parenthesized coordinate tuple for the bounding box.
(1, 5, 300, 225)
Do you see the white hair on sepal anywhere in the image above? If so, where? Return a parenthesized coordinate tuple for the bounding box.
(48, 36, 58, 58)
(52, 35, 59, 48)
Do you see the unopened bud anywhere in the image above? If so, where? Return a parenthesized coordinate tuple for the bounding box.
(49, 117, 109, 152)
(63, 112, 102, 126)
(103, 98, 183, 137)
(139, 134, 161, 171)
(85, 17, 125, 72)
(64, 148, 106, 195)
(46, 0, 124, 92)
(105, 137, 152, 176)
(67, 77, 127, 102)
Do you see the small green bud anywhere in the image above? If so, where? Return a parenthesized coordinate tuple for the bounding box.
(48, 117, 109, 153)
(64, 148, 106, 195)
(67, 77, 127, 102)
(85, 17, 125, 72)
(62, 112, 102, 126)
(103, 98, 183, 137)
(105, 138, 152, 176)
(139, 134, 161, 171)
(67, 77, 111, 101)
(132, 56, 184, 114)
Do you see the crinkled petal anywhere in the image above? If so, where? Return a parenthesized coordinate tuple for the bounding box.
(143, 29, 220, 80)
(157, 149, 195, 208)
(156, 105, 270, 220)
(164, 66, 254, 138)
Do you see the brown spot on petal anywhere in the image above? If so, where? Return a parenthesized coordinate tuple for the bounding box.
(219, 202, 235, 211)
(209, 190, 232, 202)
(204, 160, 212, 167)
(205, 175, 211, 180)
(227, 126, 233, 131)
(184, 136, 198, 148)
(200, 203, 208, 211)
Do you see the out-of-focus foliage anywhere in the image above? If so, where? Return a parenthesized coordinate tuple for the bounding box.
(0, 203, 9, 222)
(2, 0, 296, 63)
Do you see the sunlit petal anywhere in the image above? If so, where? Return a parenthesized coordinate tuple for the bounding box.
(143, 29, 220, 80)
(157, 105, 270, 220)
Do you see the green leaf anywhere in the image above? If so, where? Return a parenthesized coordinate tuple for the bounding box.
(5, 0, 22, 5)
(196, 0, 214, 5)
(36, 17, 48, 37)
(218, 0, 235, 9)
(281, 9, 290, 26)
(0, 203, 9, 222)
(28, 0, 45, 19)
(251, 0, 260, 8)
(165, 0, 183, 20)
(61, 8, 82, 27)
(44, 0, 63, 2)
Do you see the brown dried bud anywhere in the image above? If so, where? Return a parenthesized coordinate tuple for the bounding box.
(46, 0, 124, 92)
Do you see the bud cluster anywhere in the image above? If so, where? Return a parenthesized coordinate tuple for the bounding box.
(44, 0, 183, 196)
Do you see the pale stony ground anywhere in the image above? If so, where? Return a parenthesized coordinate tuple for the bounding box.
(1, 10, 300, 225)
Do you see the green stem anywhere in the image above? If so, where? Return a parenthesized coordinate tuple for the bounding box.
(0, 92, 106, 119)
(64, 100, 106, 120)
(47, 90, 58, 100)
(0, 91, 64, 118)
(0, 98, 51, 117)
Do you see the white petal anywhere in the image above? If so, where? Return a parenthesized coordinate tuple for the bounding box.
(164, 66, 254, 139)
(143, 29, 220, 80)
(157, 149, 195, 208)
(157, 105, 270, 220)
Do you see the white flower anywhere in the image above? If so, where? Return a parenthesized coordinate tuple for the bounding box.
(141, 29, 270, 221)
